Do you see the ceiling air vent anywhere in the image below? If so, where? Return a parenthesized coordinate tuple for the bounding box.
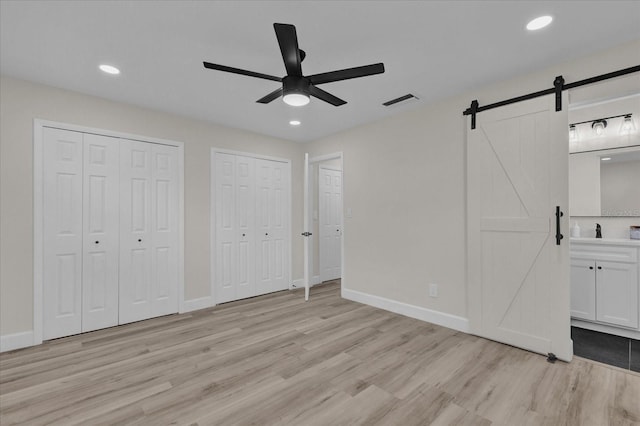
(382, 94, 419, 107)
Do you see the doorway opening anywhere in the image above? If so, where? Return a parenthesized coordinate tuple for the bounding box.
(567, 76, 640, 371)
(303, 152, 344, 300)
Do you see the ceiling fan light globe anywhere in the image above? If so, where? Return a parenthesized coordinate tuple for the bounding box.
(283, 93, 310, 106)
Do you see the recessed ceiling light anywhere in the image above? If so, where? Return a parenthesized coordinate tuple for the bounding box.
(601, 157, 611, 161)
(526, 15, 553, 31)
(289, 120, 301, 126)
(99, 64, 120, 75)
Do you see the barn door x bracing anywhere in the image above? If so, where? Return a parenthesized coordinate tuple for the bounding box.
(467, 94, 572, 361)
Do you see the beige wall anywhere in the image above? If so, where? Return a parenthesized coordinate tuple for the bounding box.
(2, 39, 639, 338)
(0, 76, 304, 335)
(305, 40, 640, 319)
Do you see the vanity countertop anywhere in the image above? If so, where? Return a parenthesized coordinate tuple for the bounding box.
(570, 237, 640, 247)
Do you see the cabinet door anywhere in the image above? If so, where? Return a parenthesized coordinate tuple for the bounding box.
(43, 128, 83, 340)
(82, 134, 120, 332)
(570, 259, 596, 321)
(596, 261, 639, 328)
(119, 140, 153, 324)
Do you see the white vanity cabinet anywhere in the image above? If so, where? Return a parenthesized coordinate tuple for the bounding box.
(570, 239, 640, 334)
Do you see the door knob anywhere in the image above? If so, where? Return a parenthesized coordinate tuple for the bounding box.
(597, 266, 602, 270)
(265, 233, 269, 236)
(138, 239, 142, 242)
(589, 266, 594, 270)
(95, 240, 99, 244)
(242, 233, 246, 237)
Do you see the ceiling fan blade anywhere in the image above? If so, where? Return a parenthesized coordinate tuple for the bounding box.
(309, 85, 346, 106)
(203, 61, 281, 82)
(256, 88, 283, 104)
(308, 63, 385, 85)
(274, 23, 302, 77)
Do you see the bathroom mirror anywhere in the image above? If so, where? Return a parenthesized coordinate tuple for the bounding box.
(569, 146, 640, 217)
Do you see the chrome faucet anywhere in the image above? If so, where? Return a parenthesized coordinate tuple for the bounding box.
(595, 223, 602, 239)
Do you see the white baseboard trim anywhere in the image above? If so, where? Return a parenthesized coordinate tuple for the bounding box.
(1, 331, 35, 353)
(291, 275, 322, 290)
(342, 288, 470, 333)
(181, 296, 213, 313)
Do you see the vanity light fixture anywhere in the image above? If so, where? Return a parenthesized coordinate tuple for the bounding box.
(99, 64, 120, 75)
(620, 114, 635, 134)
(569, 113, 632, 141)
(592, 119, 607, 136)
(526, 15, 553, 31)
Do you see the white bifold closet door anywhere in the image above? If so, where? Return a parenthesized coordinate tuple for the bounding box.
(43, 128, 179, 339)
(255, 159, 290, 296)
(119, 140, 179, 324)
(43, 129, 120, 339)
(215, 153, 256, 303)
(214, 153, 289, 303)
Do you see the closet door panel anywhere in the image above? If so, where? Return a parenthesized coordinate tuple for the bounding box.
(119, 140, 153, 324)
(151, 144, 179, 316)
(215, 153, 237, 303)
(82, 134, 120, 332)
(255, 160, 273, 295)
(270, 161, 289, 290)
(43, 128, 83, 339)
(235, 155, 256, 300)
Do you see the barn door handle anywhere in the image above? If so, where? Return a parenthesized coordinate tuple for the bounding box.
(555, 206, 564, 245)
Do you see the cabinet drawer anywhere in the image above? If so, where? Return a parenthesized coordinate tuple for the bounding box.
(570, 244, 638, 264)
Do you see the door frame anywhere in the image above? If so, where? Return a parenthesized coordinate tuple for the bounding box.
(210, 148, 292, 306)
(318, 165, 343, 283)
(33, 119, 185, 346)
(304, 152, 345, 299)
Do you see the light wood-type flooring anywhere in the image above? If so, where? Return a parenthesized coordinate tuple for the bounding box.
(1, 281, 639, 425)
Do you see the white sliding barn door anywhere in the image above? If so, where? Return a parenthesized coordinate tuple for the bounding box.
(467, 94, 572, 361)
(43, 128, 84, 339)
(119, 140, 153, 323)
(319, 168, 342, 282)
(82, 134, 120, 332)
(255, 159, 290, 296)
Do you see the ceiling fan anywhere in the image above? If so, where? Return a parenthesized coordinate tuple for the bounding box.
(203, 23, 385, 107)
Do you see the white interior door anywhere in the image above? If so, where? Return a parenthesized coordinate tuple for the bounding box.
(43, 128, 84, 339)
(235, 155, 256, 300)
(119, 139, 153, 324)
(319, 167, 342, 282)
(255, 159, 290, 296)
(467, 94, 572, 361)
(150, 143, 179, 317)
(81, 134, 120, 332)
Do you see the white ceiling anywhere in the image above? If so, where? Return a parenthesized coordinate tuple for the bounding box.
(1, 1, 639, 142)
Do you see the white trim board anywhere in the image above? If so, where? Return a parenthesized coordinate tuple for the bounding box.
(0, 331, 35, 353)
(33, 119, 185, 347)
(342, 288, 470, 333)
(292, 275, 321, 289)
(182, 296, 214, 314)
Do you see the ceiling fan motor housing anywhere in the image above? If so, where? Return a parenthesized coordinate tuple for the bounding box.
(283, 75, 310, 96)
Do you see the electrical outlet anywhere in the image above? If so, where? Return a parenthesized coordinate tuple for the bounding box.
(429, 284, 438, 298)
